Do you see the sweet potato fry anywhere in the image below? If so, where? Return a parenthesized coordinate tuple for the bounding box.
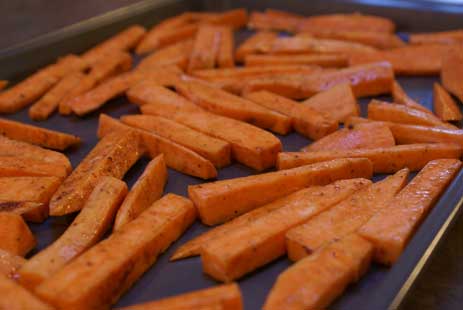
(298, 13, 396, 33)
(0, 248, 26, 278)
(243, 90, 337, 140)
(301, 29, 405, 49)
(0, 156, 68, 178)
(368, 100, 456, 129)
(243, 61, 394, 99)
(303, 83, 359, 124)
(247, 10, 303, 33)
(261, 36, 377, 56)
(138, 103, 282, 171)
(201, 179, 370, 282)
(303, 123, 395, 151)
(264, 234, 373, 310)
(359, 159, 462, 265)
(0, 80, 8, 90)
(0, 201, 48, 223)
(0, 54, 87, 113)
(138, 39, 193, 70)
(217, 26, 235, 68)
(0, 118, 80, 151)
(434, 82, 462, 121)
(187, 25, 221, 72)
(392, 80, 433, 114)
(286, 169, 408, 261)
(189, 158, 373, 225)
(98, 114, 217, 179)
(114, 155, 166, 231)
(19, 177, 127, 289)
(245, 54, 348, 68)
(0, 212, 36, 256)
(441, 47, 463, 103)
(193, 64, 320, 79)
(35, 194, 196, 310)
(0, 176, 61, 203)
(277, 143, 462, 173)
(349, 44, 452, 75)
(0, 276, 54, 310)
(29, 72, 84, 120)
(410, 30, 463, 45)
(235, 31, 278, 62)
(122, 115, 231, 168)
(82, 25, 146, 64)
(175, 80, 292, 134)
(59, 51, 132, 114)
(118, 283, 242, 310)
(127, 82, 199, 109)
(49, 130, 142, 216)
(0, 135, 71, 171)
(190, 9, 248, 29)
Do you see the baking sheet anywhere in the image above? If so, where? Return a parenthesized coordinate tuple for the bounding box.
(2, 1, 463, 309)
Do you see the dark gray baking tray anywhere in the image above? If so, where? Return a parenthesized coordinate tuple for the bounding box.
(1, 0, 463, 309)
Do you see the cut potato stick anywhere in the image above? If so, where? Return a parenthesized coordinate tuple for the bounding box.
(0, 248, 26, 278)
(0, 156, 68, 178)
(59, 51, 132, 114)
(29, 72, 84, 120)
(49, 130, 142, 216)
(217, 26, 235, 68)
(303, 122, 395, 151)
(303, 83, 359, 124)
(0, 201, 48, 223)
(0, 54, 87, 114)
(392, 80, 432, 114)
(441, 47, 463, 103)
(298, 13, 396, 33)
(0, 276, 54, 310)
(0, 176, 61, 203)
(187, 25, 221, 73)
(128, 82, 199, 109)
(98, 114, 217, 179)
(18, 177, 127, 289)
(193, 64, 320, 79)
(301, 29, 405, 49)
(188, 9, 248, 29)
(138, 103, 282, 172)
(245, 54, 348, 68)
(0, 118, 80, 151)
(137, 39, 193, 70)
(264, 234, 373, 310)
(122, 115, 231, 168)
(0, 135, 71, 171)
(387, 123, 463, 146)
(82, 25, 146, 64)
(118, 283, 242, 310)
(0, 212, 36, 256)
(235, 31, 278, 62)
(114, 155, 166, 231)
(137, 23, 198, 55)
(434, 82, 462, 121)
(359, 159, 462, 265)
(243, 90, 337, 140)
(175, 80, 292, 134)
(277, 143, 463, 173)
(349, 44, 452, 75)
(174, 179, 363, 261)
(410, 30, 463, 45)
(201, 179, 370, 282)
(243, 61, 394, 99)
(368, 100, 457, 129)
(35, 194, 196, 310)
(261, 36, 377, 56)
(189, 158, 373, 225)
(286, 169, 408, 261)
(248, 10, 303, 33)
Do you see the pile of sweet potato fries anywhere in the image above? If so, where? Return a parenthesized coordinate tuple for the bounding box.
(1, 7, 463, 310)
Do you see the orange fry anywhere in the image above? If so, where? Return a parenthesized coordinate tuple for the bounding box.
(248, 10, 303, 33)
(441, 46, 463, 103)
(187, 25, 222, 72)
(392, 80, 432, 114)
(245, 53, 348, 67)
(0, 176, 61, 204)
(138, 39, 193, 70)
(0, 156, 68, 178)
(410, 29, 463, 45)
(217, 26, 235, 68)
(298, 13, 396, 33)
(0, 201, 48, 223)
(235, 31, 278, 61)
(0, 276, 54, 310)
(0, 212, 36, 256)
(434, 82, 462, 121)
